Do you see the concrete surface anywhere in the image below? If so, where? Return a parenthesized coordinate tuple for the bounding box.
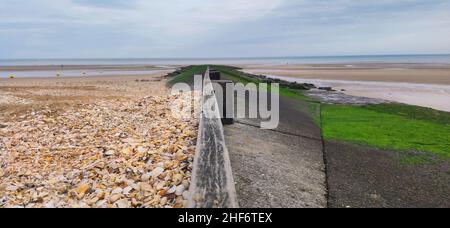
(188, 70, 238, 208)
(325, 141, 450, 208)
(224, 95, 327, 208)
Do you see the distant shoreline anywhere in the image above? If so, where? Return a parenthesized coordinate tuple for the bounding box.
(0, 65, 176, 71)
(0, 65, 175, 79)
(242, 62, 450, 85)
(2, 54, 450, 67)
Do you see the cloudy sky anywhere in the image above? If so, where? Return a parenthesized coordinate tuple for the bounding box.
(1, 0, 450, 58)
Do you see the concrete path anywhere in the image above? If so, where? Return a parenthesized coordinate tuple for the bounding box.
(223, 95, 327, 208)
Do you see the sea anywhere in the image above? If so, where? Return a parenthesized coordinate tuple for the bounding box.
(1, 54, 450, 78)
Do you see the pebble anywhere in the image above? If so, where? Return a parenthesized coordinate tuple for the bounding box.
(175, 185, 185, 196)
(139, 182, 153, 192)
(95, 200, 107, 208)
(111, 187, 123, 195)
(155, 181, 166, 190)
(141, 173, 151, 182)
(137, 146, 147, 153)
(167, 186, 177, 194)
(109, 194, 122, 203)
(0, 92, 198, 208)
(105, 150, 115, 156)
(150, 167, 165, 178)
(121, 147, 133, 155)
(114, 199, 130, 208)
(123, 186, 133, 195)
(5, 185, 19, 192)
(44, 201, 56, 208)
(160, 197, 168, 206)
(172, 174, 183, 185)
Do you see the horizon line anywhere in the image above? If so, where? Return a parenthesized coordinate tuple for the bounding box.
(2, 53, 450, 61)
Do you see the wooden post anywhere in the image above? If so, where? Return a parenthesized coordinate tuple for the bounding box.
(213, 80, 234, 125)
(209, 69, 221, 80)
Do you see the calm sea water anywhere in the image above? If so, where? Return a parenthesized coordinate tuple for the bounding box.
(1, 55, 449, 78)
(1, 54, 450, 66)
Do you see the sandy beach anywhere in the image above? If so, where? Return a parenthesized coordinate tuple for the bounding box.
(242, 63, 450, 112)
(0, 70, 199, 208)
(242, 63, 450, 84)
(0, 65, 176, 78)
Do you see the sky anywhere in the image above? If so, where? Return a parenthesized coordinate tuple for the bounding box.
(0, 0, 450, 58)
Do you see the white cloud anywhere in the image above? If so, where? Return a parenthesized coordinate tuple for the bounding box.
(0, 0, 449, 58)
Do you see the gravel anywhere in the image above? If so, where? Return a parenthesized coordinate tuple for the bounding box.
(0, 76, 199, 208)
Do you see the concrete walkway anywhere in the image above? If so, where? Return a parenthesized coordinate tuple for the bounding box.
(224, 95, 327, 208)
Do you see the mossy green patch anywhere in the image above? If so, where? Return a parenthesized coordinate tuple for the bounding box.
(168, 65, 207, 85)
(321, 104, 450, 159)
(214, 66, 260, 84)
(365, 103, 450, 125)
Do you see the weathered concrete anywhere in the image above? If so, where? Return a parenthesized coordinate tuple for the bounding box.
(224, 92, 327, 208)
(187, 69, 238, 208)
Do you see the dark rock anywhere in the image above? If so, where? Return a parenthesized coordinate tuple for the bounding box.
(318, 87, 333, 91)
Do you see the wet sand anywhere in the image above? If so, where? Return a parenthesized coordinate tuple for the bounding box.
(242, 63, 450, 85)
(0, 65, 176, 78)
(0, 65, 177, 72)
(242, 63, 450, 112)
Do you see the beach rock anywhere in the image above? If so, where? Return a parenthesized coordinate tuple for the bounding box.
(160, 197, 168, 206)
(121, 147, 133, 155)
(111, 187, 123, 195)
(158, 189, 168, 196)
(155, 181, 166, 190)
(104, 150, 115, 156)
(172, 174, 183, 185)
(167, 186, 177, 194)
(182, 180, 190, 189)
(114, 199, 130, 208)
(96, 200, 107, 208)
(139, 183, 153, 192)
(123, 186, 133, 195)
(318, 87, 333, 91)
(141, 173, 151, 182)
(74, 183, 90, 199)
(150, 167, 164, 178)
(5, 185, 19, 192)
(131, 198, 140, 207)
(175, 185, 185, 196)
(137, 146, 147, 153)
(109, 194, 122, 203)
